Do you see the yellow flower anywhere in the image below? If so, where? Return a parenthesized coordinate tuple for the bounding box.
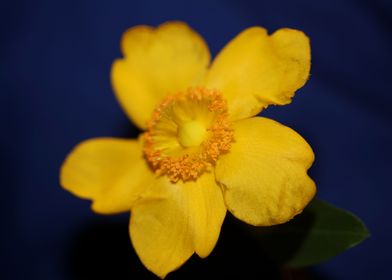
(60, 21, 316, 278)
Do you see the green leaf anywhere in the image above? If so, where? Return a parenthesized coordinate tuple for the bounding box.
(240, 199, 369, 267)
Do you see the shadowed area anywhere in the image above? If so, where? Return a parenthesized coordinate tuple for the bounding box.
(66, 214, 329, 280)
(240, 205, 316, 266)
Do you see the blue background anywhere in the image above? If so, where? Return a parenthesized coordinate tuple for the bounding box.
(1, 0, 391, 279)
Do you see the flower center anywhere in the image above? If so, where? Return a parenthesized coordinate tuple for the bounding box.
(143, 87, 234, 182)
(177, 120, 206, 148)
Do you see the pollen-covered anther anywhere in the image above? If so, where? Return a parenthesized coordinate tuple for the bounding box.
(143, 87, 234, 182)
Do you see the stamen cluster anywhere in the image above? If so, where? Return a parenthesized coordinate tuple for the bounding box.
(144, 87, 234, 182)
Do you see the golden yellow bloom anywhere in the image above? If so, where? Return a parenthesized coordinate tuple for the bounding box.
(60, 21, 316, 278)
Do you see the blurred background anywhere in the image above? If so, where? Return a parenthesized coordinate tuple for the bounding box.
(1, 0, 391, 279)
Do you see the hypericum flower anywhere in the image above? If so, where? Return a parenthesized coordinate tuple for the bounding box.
(61, 21, 316, 278)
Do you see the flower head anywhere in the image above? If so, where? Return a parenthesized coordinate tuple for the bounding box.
(144, 87, 233, 182)
(61, 21, 316, 278)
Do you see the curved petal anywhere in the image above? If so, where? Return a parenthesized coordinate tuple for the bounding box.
(215, 117, 316, 226)
(129, 172, 226, 278)
(60, 138, 152, 214)
(205, 27, 311, 121)
(191, 174, 226, 258)
(111, 21, 211, 129)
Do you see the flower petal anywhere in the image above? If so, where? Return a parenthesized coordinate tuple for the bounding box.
(60, 138, 151, 214)
(206, 27, 310, 120)
(129, 172, 225, 278)
(191, 173, 226, 258)
(215, 117, 316, 226)
(111, 21, 211, 129)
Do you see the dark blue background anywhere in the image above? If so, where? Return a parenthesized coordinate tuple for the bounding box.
(1, 0, 391, 279)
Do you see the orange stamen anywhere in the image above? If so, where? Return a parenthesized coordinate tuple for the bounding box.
(143, 87, 234, 182)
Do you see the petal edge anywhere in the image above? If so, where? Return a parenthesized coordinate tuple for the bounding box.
(215, 117, 316, 226)
(60, 138, 151, 214)
(129, 172, 226, 277)
(111, 21, 211, 129)
(206, 27, 311, 120)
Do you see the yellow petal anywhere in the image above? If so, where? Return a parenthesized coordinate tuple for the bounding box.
(206, 27, 311, 120)
(215, 117, 316, 226)
(111, 21, 211, 129)
(190, 174, 226, 258)
(129, 172, 225, 278)
(60, 138, 152, 214)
